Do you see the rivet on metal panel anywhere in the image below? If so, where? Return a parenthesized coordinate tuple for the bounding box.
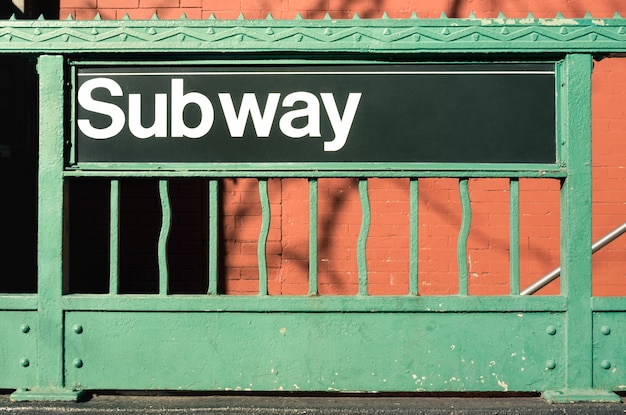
(546, 326, 557, 335)
(73, 325, 83, 334)
(73, 359, 83, 368)
(600, 326, 611, 335)
(20, 324, 30, 334)
(546, 360, 557, 370)
(600, 360, 612, 370)
(20, 358, 29, 367)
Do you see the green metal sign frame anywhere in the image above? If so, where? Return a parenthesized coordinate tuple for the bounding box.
(0, 15, 624, 403)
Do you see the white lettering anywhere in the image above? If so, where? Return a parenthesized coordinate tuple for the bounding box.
(321, 92, 361, 152)
(171, 79, 214, 139)
(279, 92, 321, 139)
(219, 93, 280, 138)
(128, 93, 168, 139)
(77, 78, 125, 140)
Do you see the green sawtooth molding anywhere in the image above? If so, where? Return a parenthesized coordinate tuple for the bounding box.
(1, 14, 626, 53)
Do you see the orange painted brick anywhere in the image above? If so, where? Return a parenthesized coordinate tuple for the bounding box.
(63, 0, 96, 7)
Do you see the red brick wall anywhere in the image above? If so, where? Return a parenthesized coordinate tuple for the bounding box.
(61, 0, 626, 297)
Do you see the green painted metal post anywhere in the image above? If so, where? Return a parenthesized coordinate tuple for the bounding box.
(10, 55, 83, 402)
(542, 54, 619, 403)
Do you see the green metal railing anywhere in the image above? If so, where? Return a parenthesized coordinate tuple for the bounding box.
(0, 16, 622, 403)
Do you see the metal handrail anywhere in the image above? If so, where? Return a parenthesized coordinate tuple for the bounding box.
(520, 221, 626, 295)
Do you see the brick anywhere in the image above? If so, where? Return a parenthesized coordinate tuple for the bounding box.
(63, 0, 96, 7)
(156, 7, 203, 18)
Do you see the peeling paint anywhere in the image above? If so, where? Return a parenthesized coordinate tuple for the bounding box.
(538, 18, 578, 26)
(592, 19, 607, 26)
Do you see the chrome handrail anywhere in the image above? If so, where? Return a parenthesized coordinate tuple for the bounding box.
(520, 221, 626, 295)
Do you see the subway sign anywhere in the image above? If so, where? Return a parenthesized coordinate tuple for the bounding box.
(74, 64, 556, 164)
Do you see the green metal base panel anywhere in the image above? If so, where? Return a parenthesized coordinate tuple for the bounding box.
(0, 311, 37, 389)
(593, 312, 626, 392)
(542, 389, 622, 403)
(10, 388, 86, 402)
(65, 311, 564, 392)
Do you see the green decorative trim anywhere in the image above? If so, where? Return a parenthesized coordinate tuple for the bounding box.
(0, 16, 625, 54)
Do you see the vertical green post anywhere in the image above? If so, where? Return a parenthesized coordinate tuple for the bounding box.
(409, 178, 419, 296)
(509, 178, 520, 296)
(158, 180, 171, 296)
(258, 179, 270, 296)
(109, 180, 119, 295)
(308, 178, 319, 296)
(457, 178, 470, 296)
(357, 178, 370, 296)
(207, 179, 219, 295)
(542, 54, 619, 403)
(11, 55, 83, 402)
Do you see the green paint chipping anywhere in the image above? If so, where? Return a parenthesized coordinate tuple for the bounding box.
(457, 179, 471, 296)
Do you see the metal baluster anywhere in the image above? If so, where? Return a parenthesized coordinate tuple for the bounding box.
(457, 178, 470, 296)
(158, 180, 171, 296)
(409, 178, 419, 296)
(509, 178, 520, 295)
(358, 178, 370, 296)
(308, 178, 319, 296)
(258, 179, 270, 296)
(109, 179, 119, 295)
(208, 179, 219, 295)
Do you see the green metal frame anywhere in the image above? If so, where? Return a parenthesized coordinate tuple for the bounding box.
(0, 15, 623, 402)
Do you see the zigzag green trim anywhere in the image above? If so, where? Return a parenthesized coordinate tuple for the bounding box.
(0, 15, 625, 54)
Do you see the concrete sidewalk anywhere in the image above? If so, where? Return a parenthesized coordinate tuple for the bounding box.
(0, 394, 624, 415)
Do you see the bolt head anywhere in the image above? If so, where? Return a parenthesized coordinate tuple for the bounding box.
(73, 325, 83, 334)
(546, 360, 557, 370)
(73, 358, 83, 368)
(601, 360, 612, 370)
(600, 326, 611, 335)
(546, 326, 557, 335)
(20, 358, 30, 367)
(20, 324, 30, 334)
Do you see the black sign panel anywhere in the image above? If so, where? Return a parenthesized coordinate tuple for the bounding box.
(74, 64, 556, 164)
